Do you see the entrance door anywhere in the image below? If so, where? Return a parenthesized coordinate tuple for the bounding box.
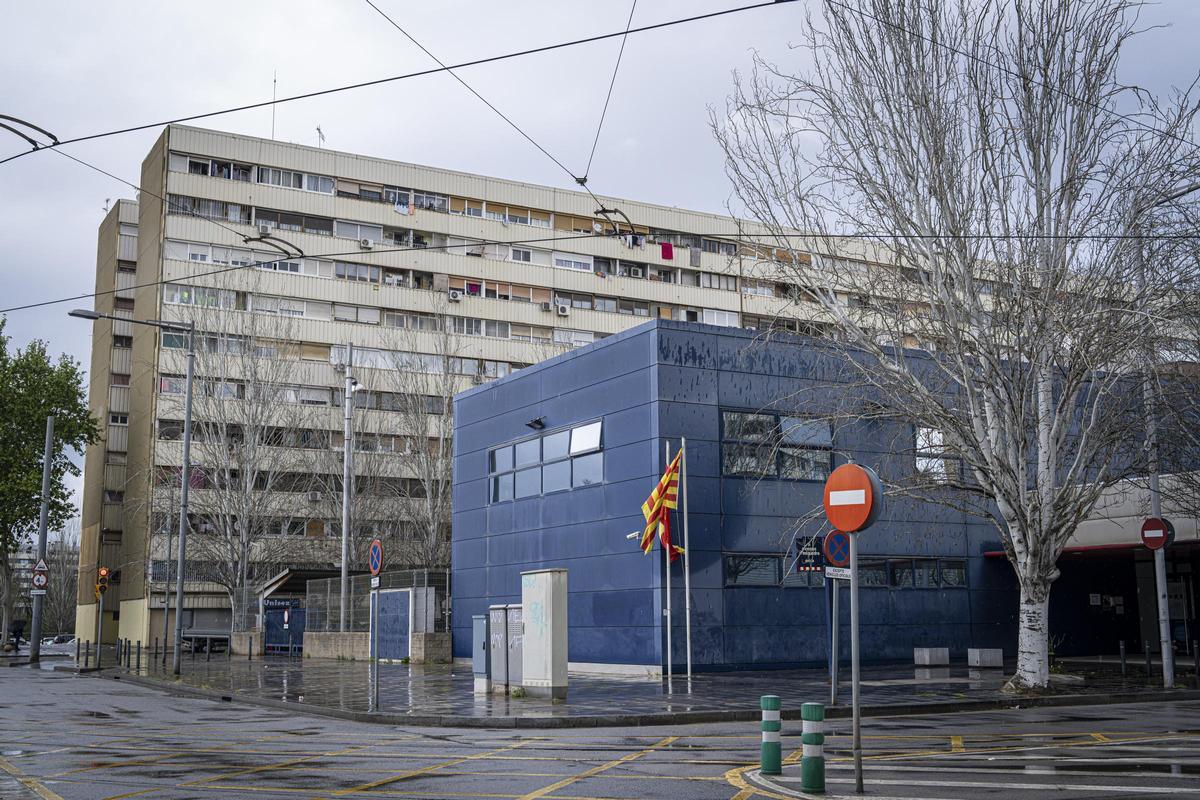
(264, 607, 306, 654)
(370, 589, 411, 661)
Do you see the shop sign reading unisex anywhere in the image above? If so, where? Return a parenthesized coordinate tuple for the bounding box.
(823, 463, 883, 533)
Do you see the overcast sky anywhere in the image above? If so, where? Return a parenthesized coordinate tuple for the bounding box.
(1, 0, 1198, 506)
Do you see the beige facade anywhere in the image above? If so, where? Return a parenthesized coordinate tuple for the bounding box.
(77, 124, 847, 644)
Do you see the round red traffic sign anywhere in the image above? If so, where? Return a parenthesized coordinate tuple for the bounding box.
(368, 539, 384, 576)
(823, 531, 851, 568)
(1141, 517, 1170, 551)
(823, 464, 882, 533)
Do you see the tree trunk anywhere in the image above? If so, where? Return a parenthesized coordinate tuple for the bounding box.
(1008, 583, 1051, 690)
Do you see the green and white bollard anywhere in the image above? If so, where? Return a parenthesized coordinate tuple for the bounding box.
(760, 695, 782, 775)
(801, 702, 826, 793)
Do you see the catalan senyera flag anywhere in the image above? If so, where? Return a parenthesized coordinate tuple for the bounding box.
(640, 450, 684, 561)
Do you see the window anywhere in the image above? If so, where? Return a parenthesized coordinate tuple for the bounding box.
(916, 427, 955, 482)
(722, 411, 832, 480)
(488, 421, 606, 502)
(700, 272, 737, 291)
(109, 413, 128, 425)
(914, 559, 939, 588)
(413, 191, 448, 212)
(703, 309, 739, 327)
(940, 560, 967, 587)
(724, 554, 779, 586)
(111, 373, 131, 386)
(113, 335, 132, 348)
(888, 559, 914, 588)
(334, 221, 383, 243)
(305, 174, 334, 194)
(114, 297, 134, 311)
(554, 253, 593, 272)
(511, 248, 532, 262)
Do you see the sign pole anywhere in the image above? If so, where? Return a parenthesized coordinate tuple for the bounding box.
(681, 436, 692, 683)
(830, 576, 839, 706)
(29, 415, 54, 663)
(850, 533, 863, 793)
(372, 585, 379, 709)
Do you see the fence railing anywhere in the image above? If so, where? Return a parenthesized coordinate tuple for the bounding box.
(305, 569, 449, 633)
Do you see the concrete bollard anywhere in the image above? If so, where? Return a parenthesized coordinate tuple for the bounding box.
(1119, 640, 1126, 677)
(801, 702, 826, 794)
(760, 695, 782, 776)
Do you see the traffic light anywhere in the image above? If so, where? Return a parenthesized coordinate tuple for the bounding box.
(97, 566, 110, 594)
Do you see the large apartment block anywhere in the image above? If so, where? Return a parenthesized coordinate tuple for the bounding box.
(75, 124, 838, 645)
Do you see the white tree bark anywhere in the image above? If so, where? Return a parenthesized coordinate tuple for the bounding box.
(1015, 582, 1051, 690)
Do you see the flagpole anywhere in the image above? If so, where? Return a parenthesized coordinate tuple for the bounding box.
(681, 437, 692, 683)
(664, 440, 673, 686)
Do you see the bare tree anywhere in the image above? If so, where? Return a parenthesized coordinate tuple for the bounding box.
(44, 518, 80, 636)
(713, 0, 1200, 688)
(159, 287, 335, 634)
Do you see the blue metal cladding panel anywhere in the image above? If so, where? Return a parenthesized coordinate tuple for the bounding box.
(452, 323, 663, 664)
(453, 320, 1024, 668)
(371, 589, 410, 661)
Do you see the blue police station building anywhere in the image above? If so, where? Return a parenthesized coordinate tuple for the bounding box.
(452, 320, 1056, 671)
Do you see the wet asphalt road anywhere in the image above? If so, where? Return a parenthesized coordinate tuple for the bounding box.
(1, 667, 1198, 799)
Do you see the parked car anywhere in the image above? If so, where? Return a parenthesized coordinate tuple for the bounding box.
(53, 634, 75, 644)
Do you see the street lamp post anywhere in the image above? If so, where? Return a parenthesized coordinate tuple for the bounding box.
(340, 343, 356, 633)
(70, 309, 196, 676)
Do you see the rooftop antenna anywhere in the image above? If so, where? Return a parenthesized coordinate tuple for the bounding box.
(316, 125, 326, 148)
(102, 198, 111, 214)
(271, 70, 277, 139)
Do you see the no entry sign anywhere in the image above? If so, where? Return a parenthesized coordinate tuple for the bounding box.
(823, 464, 883, 533)
(1141, 517, 1172, 551)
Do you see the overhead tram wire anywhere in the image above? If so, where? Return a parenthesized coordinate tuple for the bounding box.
(822, 0, 1200, 156)
(0, 1, 783, 167)
(582, 0, 638, 185)
(362, 0, 599, 208)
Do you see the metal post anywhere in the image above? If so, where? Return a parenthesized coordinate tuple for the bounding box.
(1193, 640, 1198, 681)
(124, 639, 130, 666)
(136, 641, 141, 672)
(172, 323, 196, 676)
(850, 533, 863, 794)
(341, 342, 354, 633)
(84, 640, 90, 668)
(372, 587, 380, 710)
(75, 637, 80, 664)
(96, 592, 104, 669)
(1145, 640, 1152, 675)
(161, 504, 173, 667)
(664, 441, 672, 685)
(1119, 640, 1126, 677)
(249, 635, 253, 660)
(206, 638, 211, 662)
(1136, 227, 1176, 689)
(29, 415, 54, 663)
(830, 578, 839, 706)
(681, 437, 692, 683)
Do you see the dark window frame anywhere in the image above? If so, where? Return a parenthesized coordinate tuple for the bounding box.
(487, 420, 605, 503)
(720, 410, 833, 482)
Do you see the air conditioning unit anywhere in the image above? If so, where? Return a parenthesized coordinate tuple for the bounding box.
(629, 266, 644, 278)
(359, 238, 374, 250)
(307, 491, 321, 503)
(448, 289, 463, 302)
(540, 301, 554, 312)
(555, 303, 571, 317)
(257, 223, 272, 236)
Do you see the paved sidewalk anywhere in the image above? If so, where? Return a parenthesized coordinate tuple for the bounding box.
(87, 651, 1200, 727)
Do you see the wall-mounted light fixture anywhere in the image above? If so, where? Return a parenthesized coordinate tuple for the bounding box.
(526, 417, 546, 430)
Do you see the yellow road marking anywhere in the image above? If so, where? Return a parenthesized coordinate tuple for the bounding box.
(180, 744, 369, 787)
(0, 755, 66, 800)
(950, 735, 965, 752)
(1091, 733, 1112, 742)
(100, 788, 160, 800)
(331, 740, 528, 795)
(516, 736, 677, 800)
(723, 764, 798, 800)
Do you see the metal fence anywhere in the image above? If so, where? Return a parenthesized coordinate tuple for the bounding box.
(305, 569, 450, 633)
